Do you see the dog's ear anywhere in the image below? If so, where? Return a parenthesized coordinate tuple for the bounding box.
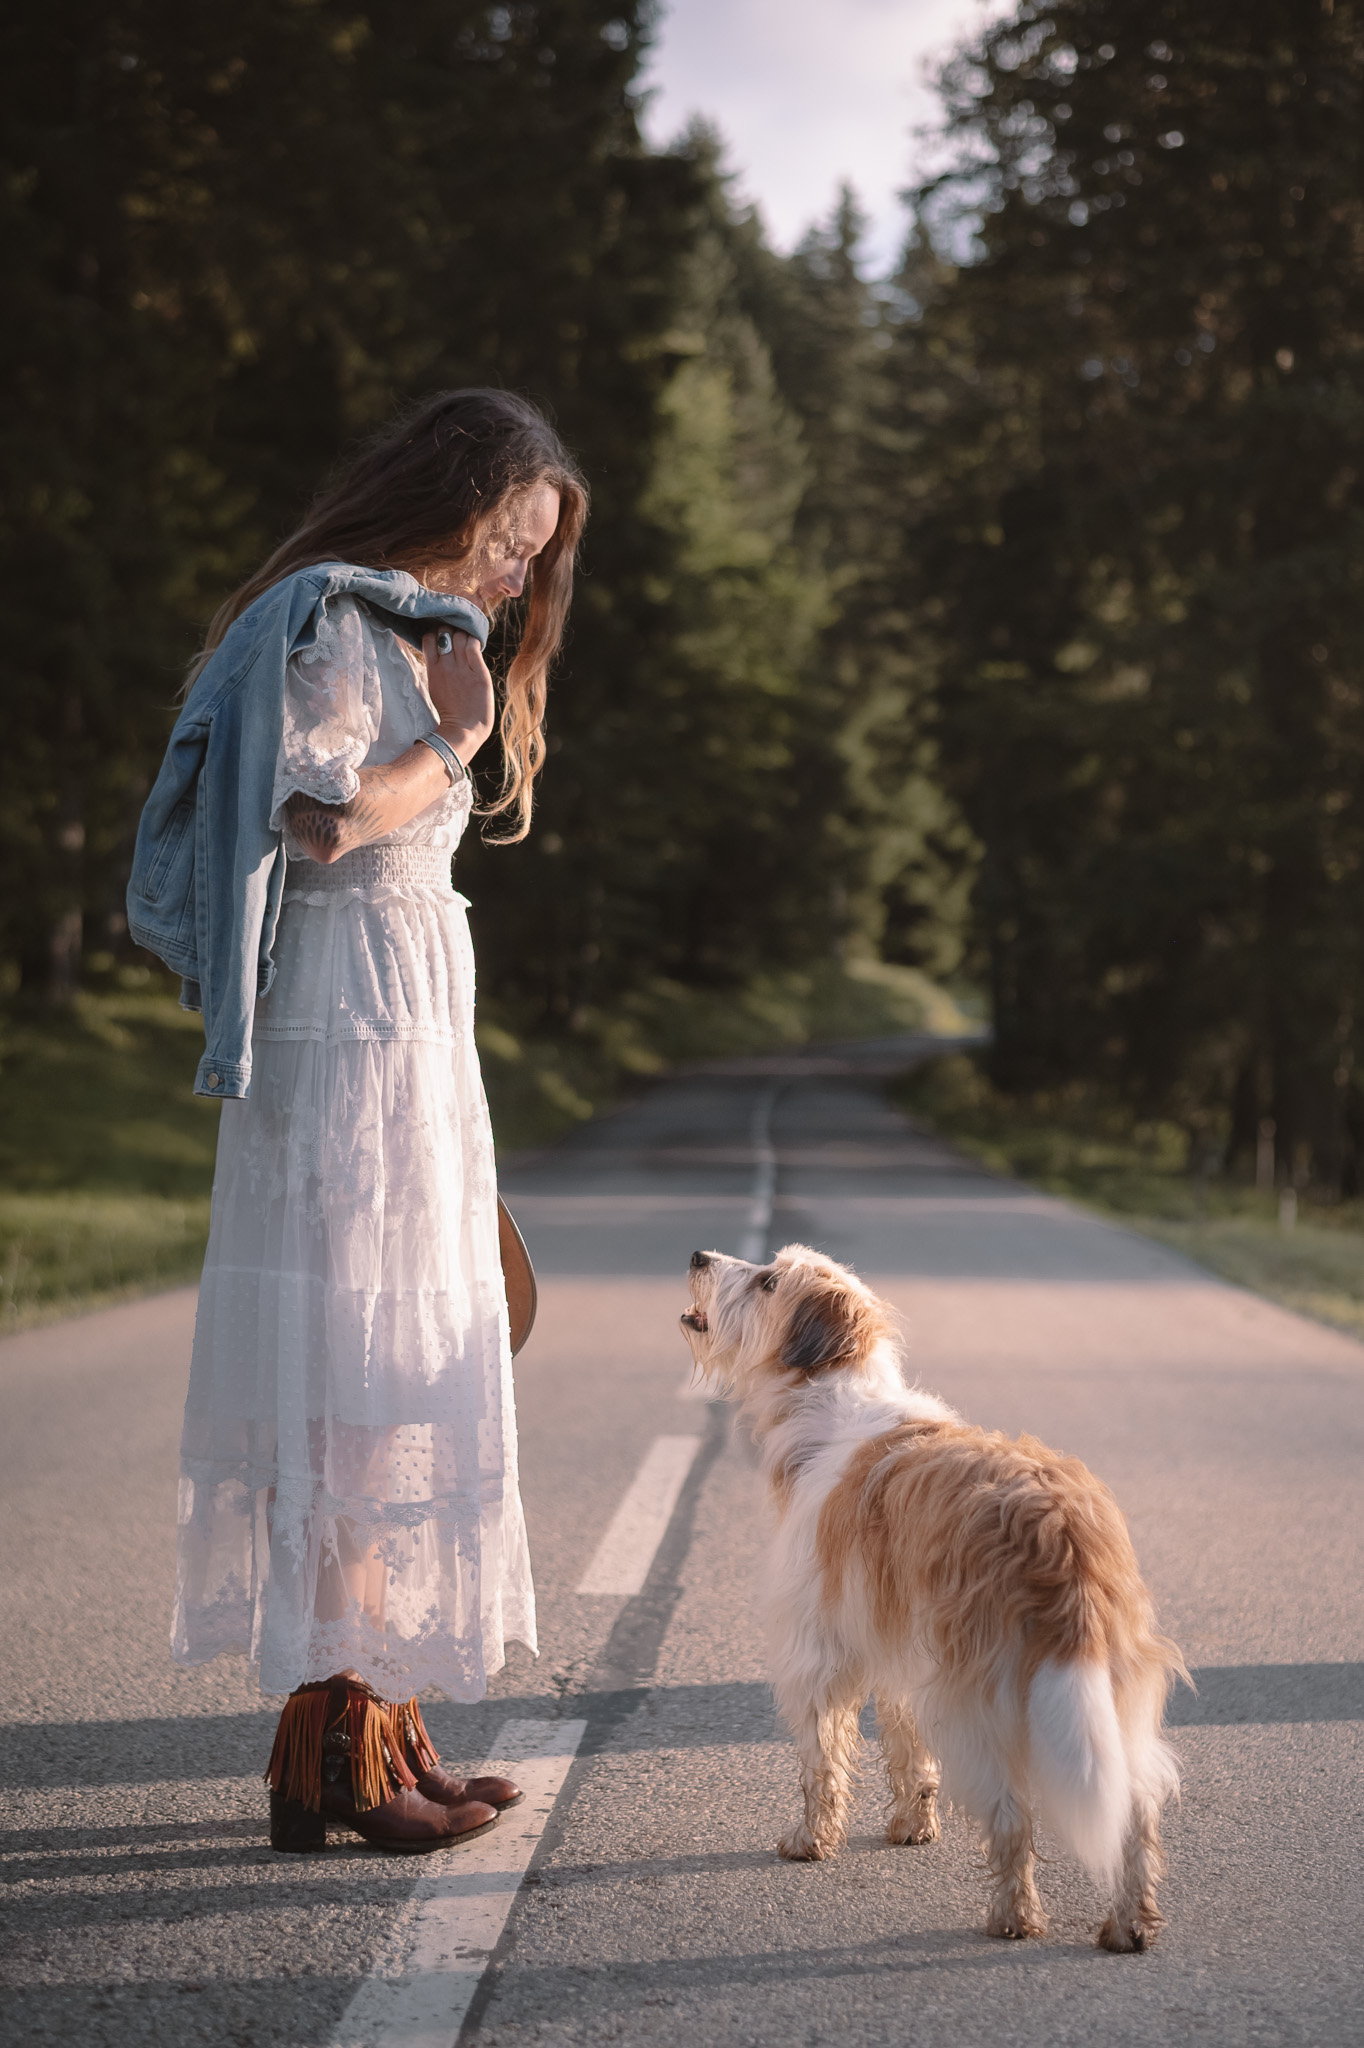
(780, 1280, 861, 1374)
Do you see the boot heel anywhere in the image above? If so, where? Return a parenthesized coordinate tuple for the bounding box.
(270, 1791, 327, 1852)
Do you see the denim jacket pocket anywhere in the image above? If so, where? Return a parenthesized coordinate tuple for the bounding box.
(141, 796, 195, 904)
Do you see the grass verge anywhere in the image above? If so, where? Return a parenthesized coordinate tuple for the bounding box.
(0, 977, 222, 1332)
(1, 957, 975, 1329)
(892, 1052, 1364, 1342)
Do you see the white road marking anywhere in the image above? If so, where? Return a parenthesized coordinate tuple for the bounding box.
(674, 1082, 782, 1394)
(330, 1717, 587, 2048)
(575, 1434, 704, 1595)
(737, 1082, 781, 1262)
(773, 1192, 1117, 1216)
(499, 1192, 751, 1216)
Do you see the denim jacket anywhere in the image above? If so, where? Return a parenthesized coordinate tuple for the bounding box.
(126, 563, 488, 1099)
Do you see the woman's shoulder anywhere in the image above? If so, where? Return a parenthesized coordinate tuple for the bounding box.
(247, 566, 406, 647)
(292, 592, 422, 724)
(311, 589, 410, 656)
(298, 589, 416, 675)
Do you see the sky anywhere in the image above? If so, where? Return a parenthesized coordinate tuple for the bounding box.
(636, 0, 1010, 274)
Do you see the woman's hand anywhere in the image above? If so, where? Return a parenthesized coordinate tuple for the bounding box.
(422, 628, 495, 765)
(283, 626, 495, 866)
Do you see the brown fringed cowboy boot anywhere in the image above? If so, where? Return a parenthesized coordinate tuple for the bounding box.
(387, 1696, 525, 1812)
(266, 1676, 498, 1853)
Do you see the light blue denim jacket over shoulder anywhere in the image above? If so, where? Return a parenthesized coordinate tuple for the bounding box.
(126, 563, 488, 1100)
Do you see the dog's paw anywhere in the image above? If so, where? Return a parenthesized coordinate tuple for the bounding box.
(1097, 1910, 1161, 1954)
(985, 1901, 1047, 1941)
(778, 1826, 836, 1862)
(886, 1796, 940, 1846)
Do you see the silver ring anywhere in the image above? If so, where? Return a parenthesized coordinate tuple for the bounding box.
(435, 628, 454, 655)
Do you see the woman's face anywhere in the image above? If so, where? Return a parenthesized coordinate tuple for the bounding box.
(423, 481, 561, 611)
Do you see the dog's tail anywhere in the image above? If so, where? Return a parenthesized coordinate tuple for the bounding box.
(1026, 1658, 1134, 1887)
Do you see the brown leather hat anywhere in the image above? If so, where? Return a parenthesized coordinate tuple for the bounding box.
(497, 1196, 537, 1357)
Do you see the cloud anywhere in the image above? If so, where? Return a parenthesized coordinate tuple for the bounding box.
(638, 0, 1009, 272)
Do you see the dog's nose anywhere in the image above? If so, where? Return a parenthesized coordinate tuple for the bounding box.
(690, 1250, 711, 1270)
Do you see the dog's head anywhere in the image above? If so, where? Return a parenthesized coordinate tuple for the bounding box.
(680, 1243, 899, 1411)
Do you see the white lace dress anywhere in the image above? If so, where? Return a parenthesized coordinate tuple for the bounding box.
(173, 595, 537, 1700)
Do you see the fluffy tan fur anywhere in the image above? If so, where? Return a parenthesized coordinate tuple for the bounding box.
(680, 1243, 1187, 1951)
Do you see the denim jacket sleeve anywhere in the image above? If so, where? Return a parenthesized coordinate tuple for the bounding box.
(126, 563, 488, 1100)
(189, 651, 289, 1098)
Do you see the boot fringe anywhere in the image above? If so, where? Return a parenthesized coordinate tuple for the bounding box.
(264, 1682, 332, 1812)
(389, 1697, 441, 1773)
(265, 1678, 419, 1814)
(351, 1682, 418, 1811)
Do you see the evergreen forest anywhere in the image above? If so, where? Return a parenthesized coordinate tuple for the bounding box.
(4, 0, 1364, 1195)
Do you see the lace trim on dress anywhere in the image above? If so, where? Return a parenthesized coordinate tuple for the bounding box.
(301, 1623, 497, 1701)
(176, 1606, 511, 1703)
(275, 759, 361, 813)
(180, 1460, 492, 1529)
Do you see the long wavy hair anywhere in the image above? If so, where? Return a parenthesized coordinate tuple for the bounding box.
(194, 388, 588, 840)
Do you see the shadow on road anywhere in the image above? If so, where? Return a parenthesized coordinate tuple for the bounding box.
(5, 1664, 1359, 1793)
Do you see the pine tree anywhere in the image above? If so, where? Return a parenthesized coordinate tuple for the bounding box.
(903, 0, 1364, 1187)
(0, 0, 708, 1003)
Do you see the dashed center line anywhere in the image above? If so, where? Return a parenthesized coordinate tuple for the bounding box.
(575, 1434, 704, 1595)
(676, 1079, 783, 1397)
(737, 1081, 781, 1263)
(330, 1717, 587, 2048)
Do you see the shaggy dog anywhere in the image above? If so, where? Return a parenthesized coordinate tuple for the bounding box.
(679, 1243, 1186, 1951)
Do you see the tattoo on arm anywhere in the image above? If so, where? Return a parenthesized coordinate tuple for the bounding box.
(284, 778, 395, 862)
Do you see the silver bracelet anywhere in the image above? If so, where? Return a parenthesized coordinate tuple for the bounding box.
(417, 730, 472, 786)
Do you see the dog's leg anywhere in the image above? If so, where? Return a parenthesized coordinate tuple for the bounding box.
(774, 1679, 863, 1863)
(1098, 1791, 1166, 1953)
(981, 1788, 1047, 1939)
(877, 1693, 941, 1846)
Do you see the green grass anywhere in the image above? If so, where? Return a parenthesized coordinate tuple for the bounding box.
(893, 1052, 1364, 1342)
(1, 956, 974, 1326)
(0, 1190, 214, 1329)
(0, 972, 221, 1330)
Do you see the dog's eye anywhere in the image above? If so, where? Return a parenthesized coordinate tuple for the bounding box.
(760, 1273, 779, 1293)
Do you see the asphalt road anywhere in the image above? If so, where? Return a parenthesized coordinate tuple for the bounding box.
(3, 1042, 1364, 2047)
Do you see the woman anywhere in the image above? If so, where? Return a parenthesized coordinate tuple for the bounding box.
(127, 389, 587, 1853)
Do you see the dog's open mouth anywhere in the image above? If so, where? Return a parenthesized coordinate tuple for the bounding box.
(681, 1306, 708, 1332)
